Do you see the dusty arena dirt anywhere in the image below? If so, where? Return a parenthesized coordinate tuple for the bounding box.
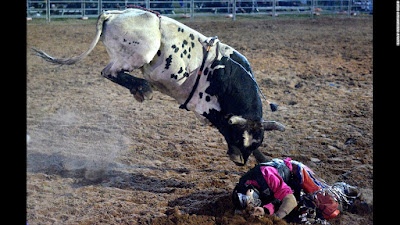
(27, 16, 372, 224)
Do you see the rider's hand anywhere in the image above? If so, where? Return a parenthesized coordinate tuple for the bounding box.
(251, 207, 266, 217)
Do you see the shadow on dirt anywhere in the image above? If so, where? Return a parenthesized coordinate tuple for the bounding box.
(152, 191, 288, 225)
(168, 190, 232, 215)
(27, 152, 195, 192)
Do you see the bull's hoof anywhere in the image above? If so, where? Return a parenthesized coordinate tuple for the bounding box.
(103, 71, 153, 102)
(130, 84, 153, 103)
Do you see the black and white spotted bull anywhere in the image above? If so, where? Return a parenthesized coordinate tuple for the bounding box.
(33, 8, 285, 166)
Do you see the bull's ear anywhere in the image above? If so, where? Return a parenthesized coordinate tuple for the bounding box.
(262, 121, 285, 132)
(228, 116, 247, 125)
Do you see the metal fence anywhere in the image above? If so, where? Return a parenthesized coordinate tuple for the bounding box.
(26, 0, 373, 22)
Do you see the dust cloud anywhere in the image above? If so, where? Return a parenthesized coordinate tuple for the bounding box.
(27, 107, 130, 182)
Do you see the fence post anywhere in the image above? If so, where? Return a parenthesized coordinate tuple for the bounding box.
(348, 0, 352, 17)
(46, 0, 51, 22)
(98, 0, 102, 15)
(191, 0, 194, 20)
(272, 0, 276, 18)
(233, 0, 236, 21)
(310, 0, 314, 18)
(82, 0, 85, 17)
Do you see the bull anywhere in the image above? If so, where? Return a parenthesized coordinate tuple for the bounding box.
(33, 8, 285, 166)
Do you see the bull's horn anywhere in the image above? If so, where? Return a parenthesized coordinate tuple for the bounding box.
(263, 121, 285, 132)
(228, 116, 247, 125)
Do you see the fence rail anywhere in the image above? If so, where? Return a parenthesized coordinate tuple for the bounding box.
(26, 0, 373, 22)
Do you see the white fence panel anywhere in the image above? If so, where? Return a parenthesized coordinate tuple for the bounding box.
(27, 0, 372, 22)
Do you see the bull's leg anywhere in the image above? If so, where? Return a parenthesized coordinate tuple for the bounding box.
(103, 70, 153, 102)
(252, 149, 270, 163)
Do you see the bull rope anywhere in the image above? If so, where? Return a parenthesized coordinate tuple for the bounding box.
(124, 5, 161, 19)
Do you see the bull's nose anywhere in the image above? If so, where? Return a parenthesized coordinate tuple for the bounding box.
(229, 154, 244, 166)
(228, 146, 245, 166)
(229, 153, 245, 166)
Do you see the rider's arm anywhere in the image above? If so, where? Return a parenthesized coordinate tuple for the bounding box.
(275, 193, 297, 218)
(260, 166, 296, 216)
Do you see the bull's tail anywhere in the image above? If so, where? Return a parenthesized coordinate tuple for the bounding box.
(32, 12, 112, 65)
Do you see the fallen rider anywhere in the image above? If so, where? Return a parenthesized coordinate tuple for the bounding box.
(232, 158, 366, 223)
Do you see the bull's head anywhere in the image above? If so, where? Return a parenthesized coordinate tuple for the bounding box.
(223, 115, 285, 166)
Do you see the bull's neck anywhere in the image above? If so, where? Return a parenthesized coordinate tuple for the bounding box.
(202, 50, 264, 123)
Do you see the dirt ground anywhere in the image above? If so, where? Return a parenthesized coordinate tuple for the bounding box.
(27, 16, 372, 224)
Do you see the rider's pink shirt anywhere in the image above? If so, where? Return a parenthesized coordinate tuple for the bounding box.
(259, 166, 294, 200)
(245, 158, 294, 215)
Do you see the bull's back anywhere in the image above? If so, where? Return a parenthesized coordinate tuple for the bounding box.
(101, 9, 162, 73)
(141, 17, 209, 102)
